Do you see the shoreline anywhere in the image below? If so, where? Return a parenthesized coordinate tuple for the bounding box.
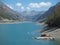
(0, 21, 42, 25)
(41, 28, 60, 40)
(0, 21, 37, 24)
(0, 20, 23, 24)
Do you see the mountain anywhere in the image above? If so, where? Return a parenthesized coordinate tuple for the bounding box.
(0, 2, 23, 21)
(32, 11, 45, 22)
(35, 5, 56, 22)
(36, 2, 60, 23)
(40, 2, 60, 32)
(21, 10, 40, 16)
(21, 11, 45, 21)
(45, 2, 60, 27)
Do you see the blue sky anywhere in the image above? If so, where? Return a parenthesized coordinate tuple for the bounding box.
(2, 0, 60, 11)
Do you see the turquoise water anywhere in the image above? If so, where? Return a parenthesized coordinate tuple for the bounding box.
(0, 22, 60, 45)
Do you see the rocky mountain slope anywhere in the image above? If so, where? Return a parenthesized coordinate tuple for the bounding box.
(0, 2, 23, 21)
(40, 2, 60, 33)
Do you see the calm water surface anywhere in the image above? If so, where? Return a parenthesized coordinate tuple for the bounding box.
(0, 22, 60, 45)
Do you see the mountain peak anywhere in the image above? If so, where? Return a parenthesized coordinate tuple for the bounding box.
(56, 2, 60, 6)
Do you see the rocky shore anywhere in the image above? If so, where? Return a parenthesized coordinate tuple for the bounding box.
(42, 28, 60, 40)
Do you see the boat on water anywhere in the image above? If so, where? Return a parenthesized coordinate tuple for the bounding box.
(35, 34, 55, 40)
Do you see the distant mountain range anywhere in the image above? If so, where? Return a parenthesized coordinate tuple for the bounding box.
(0, 1, 60, 24)
(0, 2, 23, 21)
(21, 11, 45, 21)
(32, 11, 45, 22)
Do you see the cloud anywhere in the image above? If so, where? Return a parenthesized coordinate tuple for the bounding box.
(6, 4, 13, 9)
(16, 3, 30, 11)
(16, 3, 22, 7)
(39, 2, 52, 7)
(15, 2, 52, 11)
(29, 2, 52, 8)
(21, 6, 25, 10)
(26, 7, 30, 10)
(16, 3, 25, 11)
(29, 3, 40, 8)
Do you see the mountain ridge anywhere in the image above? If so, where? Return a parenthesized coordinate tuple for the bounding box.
(0, 2, 23, 21)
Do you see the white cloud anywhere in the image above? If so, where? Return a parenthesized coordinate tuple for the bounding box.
(39, 2, 52, 7)
(29, 2, 52, 8)
(15, 2, 52, 11)
(29, 3, 40, 8)
(21, 6, 25, 10)
(16, 3, 25, 11)
(16, 3, 22, 7)
(6, 4, 13, 9)
(26, 7, 30, 10)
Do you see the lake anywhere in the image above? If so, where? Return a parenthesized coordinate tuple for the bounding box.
(0, 22, 60, 45)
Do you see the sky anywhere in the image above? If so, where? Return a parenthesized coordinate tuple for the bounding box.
(1, 0, 60, 12)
